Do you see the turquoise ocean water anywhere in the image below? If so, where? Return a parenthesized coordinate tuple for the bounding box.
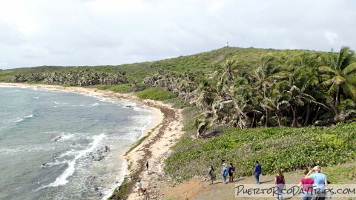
(0, 85, 155, 200)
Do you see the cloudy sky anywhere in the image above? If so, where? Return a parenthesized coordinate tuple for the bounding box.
(0, 0, 355, 69)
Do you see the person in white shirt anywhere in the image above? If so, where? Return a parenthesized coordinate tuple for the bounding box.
(136, 179, 147, 196)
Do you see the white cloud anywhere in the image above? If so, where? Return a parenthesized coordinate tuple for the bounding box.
(85, 0, 149, 14)
(325, 32, 338, 45)
(0, 0, 355, 69)
(207, 0, 226, 14)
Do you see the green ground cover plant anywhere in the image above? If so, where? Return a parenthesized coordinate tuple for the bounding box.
(136, 87, 177, 101)
(164, 121, 355, 183)
(110, 84, 133, 93)
(324, 163, 356, 183)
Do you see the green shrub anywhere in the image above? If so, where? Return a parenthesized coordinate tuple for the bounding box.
(110, 84, 133, 93)
(136, 87, 177, 101)
(63, 83, 78, 87)
(165, 122, 356, 182)
(97, 85, 112, 90)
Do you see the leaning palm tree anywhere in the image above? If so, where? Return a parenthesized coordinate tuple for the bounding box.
(319, 46, 356, 121)
(249, 56, 289, 126)
(290, 52, 326, 125)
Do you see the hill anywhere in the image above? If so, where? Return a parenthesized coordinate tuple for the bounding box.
(0, 47, 328, 83)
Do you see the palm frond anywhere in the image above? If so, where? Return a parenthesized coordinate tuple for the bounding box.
(319, 66, 336, 74)
(342, 62, 356, 76)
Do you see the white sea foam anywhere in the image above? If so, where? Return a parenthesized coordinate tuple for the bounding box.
(132, 106, 148, 112)
(42, 160, 68, 167)
(71, 102, 100, 107)
(101, 159, 127, 200)
(50, 132, 76, 142)
(10, 114, 34, 123)
(56, 149, 78, 158)
(91, 103, 100, 107)
(42, 133, 107, 188)
(97, 96, 115, 103)
(58, 133, 75, 141)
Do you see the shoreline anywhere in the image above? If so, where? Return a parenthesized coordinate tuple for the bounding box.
(0, 83, 184, 199)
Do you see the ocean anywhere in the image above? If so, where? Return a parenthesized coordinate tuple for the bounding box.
(0, 85, 155, 200)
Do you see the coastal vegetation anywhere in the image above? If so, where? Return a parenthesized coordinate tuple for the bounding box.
(1, 46, 355, 191)
(165, 120, 355, 182)
(136, 87, 177, 101)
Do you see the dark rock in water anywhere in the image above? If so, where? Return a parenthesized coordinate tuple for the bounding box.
(92, 154, 104, 161)
(41, 163, 50, 167)
(91, 145, 110, 161)
(51, 135, 61, 142)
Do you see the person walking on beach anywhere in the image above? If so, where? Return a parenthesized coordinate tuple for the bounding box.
(228, 162, 235, 182)
(222, 163, 229, 184)
(136, 179, 147, 196)
(145, 161, 149, 174)
(274, 169, 286, 200)
(252, 161, 262, 184)
(305, 166, 328, 200)
(298, 169, 314, 200)
(208, 165, 215, 185)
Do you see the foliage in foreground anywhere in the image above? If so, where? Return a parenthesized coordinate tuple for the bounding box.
(164, 121, 356, 183)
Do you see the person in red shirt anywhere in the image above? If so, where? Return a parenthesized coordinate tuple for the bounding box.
(298, 169, 314, 200)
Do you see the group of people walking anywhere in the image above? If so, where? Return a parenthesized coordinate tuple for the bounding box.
(209, 161, 261, 185)
(209, 161, 329, 200)
(209, 162, 236, 185)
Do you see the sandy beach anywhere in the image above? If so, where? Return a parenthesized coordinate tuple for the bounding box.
(0, 82, 185, 199)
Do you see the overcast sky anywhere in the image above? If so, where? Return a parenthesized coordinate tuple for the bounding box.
(0, 0, 355, 69)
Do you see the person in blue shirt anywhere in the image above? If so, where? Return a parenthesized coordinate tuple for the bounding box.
(222, 163, 229, 184)
(252, 161, 262, 184)
(305, 166, 328, 200)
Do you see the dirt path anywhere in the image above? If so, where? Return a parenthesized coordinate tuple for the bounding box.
(158, 166, 356, 200)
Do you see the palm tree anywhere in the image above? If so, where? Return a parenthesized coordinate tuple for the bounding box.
(291, 52, 324, 125)
(249, 56, 289, 127)
(319, 46, 356, 121)
(286, 85, 319, 127)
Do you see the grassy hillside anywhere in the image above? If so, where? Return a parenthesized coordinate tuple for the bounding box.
(0, 47, 325, 83)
